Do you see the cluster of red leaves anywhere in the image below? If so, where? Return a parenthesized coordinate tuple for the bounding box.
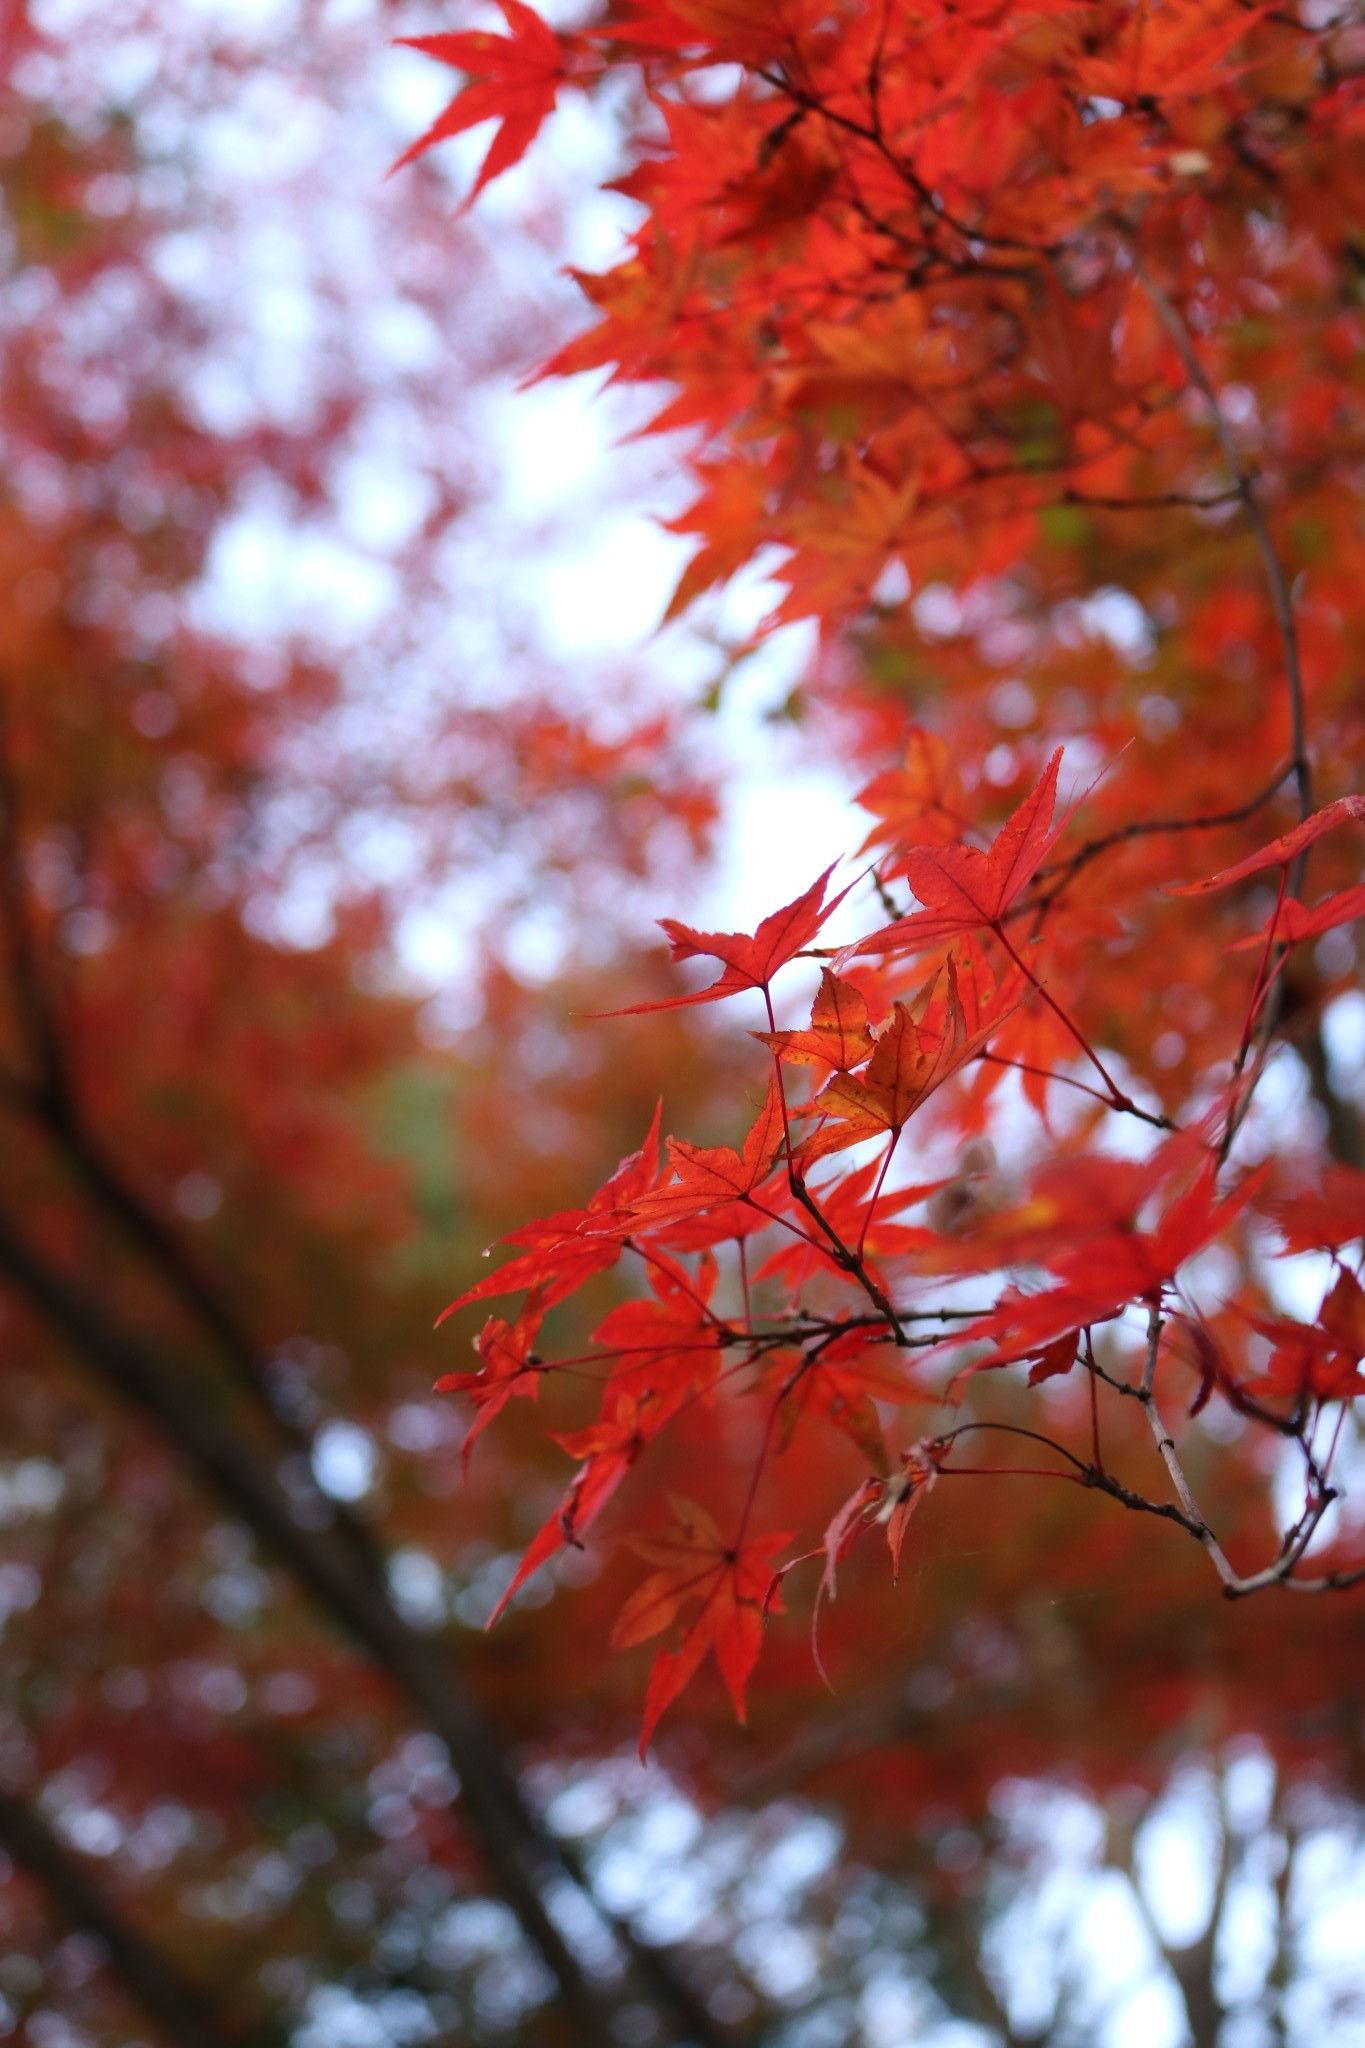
(435, 753, 1365, 1749)
(399, 0, 1365, 625)
(400, 1, 1365, 1750)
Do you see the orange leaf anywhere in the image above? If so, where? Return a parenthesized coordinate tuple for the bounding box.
(1169, 793, 1365, 895)
(611, 1499, 792, 1753)
(754, 967, 875, 1071)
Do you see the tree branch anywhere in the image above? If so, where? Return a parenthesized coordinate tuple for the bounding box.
(0, 1203, 731, 2048)
(1293, 1018, 1365, 1171)
(1133, 261, 1315, 1159)
(0, 1788, 282, 2048)
(1133, 263, 1312, 836)
(1133, 1303, 1356, 1599)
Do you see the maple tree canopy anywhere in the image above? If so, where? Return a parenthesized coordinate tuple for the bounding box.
(404, 0, 1365, 1754)
(3, 4, 1365, 2048)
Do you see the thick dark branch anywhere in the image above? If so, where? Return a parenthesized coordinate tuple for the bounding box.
(0, 718, 730, 2042)
(0, 1204, 728, 2048)
(0, 702, 73, 1124)
(0, 694, 311, 1447)
(0, 1788, 280, 2048)
(1293, 1019, 1365, 1171)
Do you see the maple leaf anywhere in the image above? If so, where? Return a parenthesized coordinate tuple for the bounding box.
(434, 1292, 544, 1463)
(436, 1104, 661, 1321)
(1169, 793, 1365, 895)
(794, 960, 1011, 1161)
(611, 1498, 792, 1753)
(754, 967, 876, 1072)
(1029, 274, 1137, 434)
(750, 1162, 943, 1293)
(855, 727, 970, 861)
(813, 1439, 941, 1669)
(393, 3, 584, 205)
(1072, 0, 1272, 106)
(949, 1159, 1264, 1367)
(486, 1392, 654, 1625)
(756, 1327, 929, 1469)
(945, 1324, 1082, 1392)
(486, 1265, 728, 1623)
(876, 1442, 941, 1581)
(921, 1124, 1223, 1279)
(629, 1074, 787, 1226)
(647, 1199, 773, 1255)
(1230, 883, 1365, 949)
(1245, 1275, 1365, 1403)
(1026, 1329, 1082, 1387)
(1319, 1267, 1365, 1358)
(612, 865, 849, 1014)
(589, 1262, 725, 1423)
(1271, 1169, 1365, 1253)
(854, 751, 1077, 957)
(816, 1477, 882, 1609)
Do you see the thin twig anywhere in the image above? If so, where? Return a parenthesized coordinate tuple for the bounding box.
(1134, 261, 1314, 1159)
(1134, 264, 1312, 834)
(1026, 763, 1293, 904)
(1132, 1301, 1353, 1598)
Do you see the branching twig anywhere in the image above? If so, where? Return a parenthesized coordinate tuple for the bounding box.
(1025, 763, 1293, 908)
(1133, 1302, 1353, 1599)
(1133, 261, 1314, 1159)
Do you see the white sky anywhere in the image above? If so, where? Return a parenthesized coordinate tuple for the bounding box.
(167, 19, 868, 986)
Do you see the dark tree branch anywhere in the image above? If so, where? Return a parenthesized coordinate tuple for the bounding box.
(1132, 261, 1316, 1162)
(0, 1203, 731, 2048)
(1133, 264, 1312, 836)
(0, 698, 732, 2044)
(1293, 1018, 1365, 1171)
(0, 1788, 282, 2048)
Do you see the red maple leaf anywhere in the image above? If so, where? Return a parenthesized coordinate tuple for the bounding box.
(1170, 792, 1365, 895)
(757, 1326, 930, 1467)
(611, 1498, 792, 1754)
(949, 1159, 1263, 1367)
(487, 1391, 652, 1625)
(393, 3, 586, 205)
(854, 750, 1078, 957)
(1246, 1271, 1365, 1403)
(1231, 883, 1365, 949)
(629, 1074, 787, 1226)
(750, 1161, 943, 1293)
(1270, 1168, 1365, 1253)
(434, 1291, 545, 1462)
(613, 864, 849, 1014)
(435, 1104, 661, 1321)
(588, 1260, 726, 1423)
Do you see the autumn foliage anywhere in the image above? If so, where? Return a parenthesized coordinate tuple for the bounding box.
(402, 0, 1365, 1754)
(3, 4, 1365, 2047)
